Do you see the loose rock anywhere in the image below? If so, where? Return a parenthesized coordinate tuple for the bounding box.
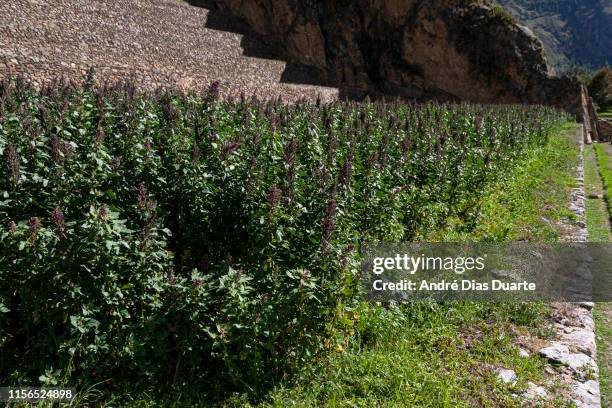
(522, 382, 548, 400)
(495, 368, 517, 385)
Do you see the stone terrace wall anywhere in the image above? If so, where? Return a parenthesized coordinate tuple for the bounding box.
(1, 0, 583, 109)
(0, 0, 339, 102)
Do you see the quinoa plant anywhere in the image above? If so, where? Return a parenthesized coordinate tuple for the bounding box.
(0, 77, 570, 401)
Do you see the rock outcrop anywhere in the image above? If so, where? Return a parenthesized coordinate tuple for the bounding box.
(207, 0, 582, 111)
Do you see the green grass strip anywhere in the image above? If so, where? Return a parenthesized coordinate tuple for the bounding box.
(590, 143, 612, 408)
(595, 304, 612, 408)
(594, 144, 612, 220)
(584, 145, 612, 242)
(598, 109, 612, 119)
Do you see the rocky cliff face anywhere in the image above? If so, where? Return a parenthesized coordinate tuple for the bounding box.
(208, 0, 581, 111)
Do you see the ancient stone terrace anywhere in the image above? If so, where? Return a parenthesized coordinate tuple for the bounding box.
(0, 0, 338, 101)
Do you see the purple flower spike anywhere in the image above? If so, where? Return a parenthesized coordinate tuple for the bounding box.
(51, 206, 65, 238)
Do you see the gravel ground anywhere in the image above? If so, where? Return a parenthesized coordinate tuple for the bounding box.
(0, 0, 339, 101)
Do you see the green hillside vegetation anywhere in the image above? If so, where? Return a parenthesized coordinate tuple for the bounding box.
(588, 66, 612, 114)
(499, 0, 612, 72)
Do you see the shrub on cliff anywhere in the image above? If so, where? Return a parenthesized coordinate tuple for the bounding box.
(588, 66, 612, 112)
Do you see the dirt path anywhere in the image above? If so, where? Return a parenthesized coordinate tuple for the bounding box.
(0, 0, 339, 101)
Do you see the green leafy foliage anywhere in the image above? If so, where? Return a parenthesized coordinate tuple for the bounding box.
(595, 143, 612, 219)
(588, 66, 612, 112)
(0, 77, 570, 402)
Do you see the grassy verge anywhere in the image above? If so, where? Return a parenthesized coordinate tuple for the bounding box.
(472, 123, 579, 242)
(594, 144, 612, 220)
(244, 124, 580, 407)
(261, 303, 556, 408)
(589, 143, 612, 407)
(595, 305, 612, 408)
(584, 145, 612, 242)
(598, 109, 612, 120)
(589, 240, 612, 405)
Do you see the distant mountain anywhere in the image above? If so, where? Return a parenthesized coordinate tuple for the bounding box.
(498, 0, 612, 72)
